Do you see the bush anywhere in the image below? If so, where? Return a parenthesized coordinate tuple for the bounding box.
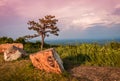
(0, 37, 13, 44)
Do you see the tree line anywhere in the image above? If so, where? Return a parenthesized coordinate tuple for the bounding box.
(0, 36, 25, 44)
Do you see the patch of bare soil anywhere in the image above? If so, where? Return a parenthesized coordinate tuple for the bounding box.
(69, 66, 120, 81)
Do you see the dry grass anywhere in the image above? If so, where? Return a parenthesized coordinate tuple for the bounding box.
(0, 54, 77, 81)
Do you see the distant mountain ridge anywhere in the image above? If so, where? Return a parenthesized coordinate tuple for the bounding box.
(29, 38, 120, 45)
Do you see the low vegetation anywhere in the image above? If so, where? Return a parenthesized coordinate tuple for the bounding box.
(56, 42, 120, 69)
(0, 39, 120, 81)
(0, 56, 77, 81)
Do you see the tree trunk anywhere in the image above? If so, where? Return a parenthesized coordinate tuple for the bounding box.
(41, 35, 45, 50)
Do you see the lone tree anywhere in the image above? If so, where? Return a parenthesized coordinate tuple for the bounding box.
(24, 15, 59, 50)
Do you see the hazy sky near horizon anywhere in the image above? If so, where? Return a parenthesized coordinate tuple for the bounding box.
(0, 0, 120, 40)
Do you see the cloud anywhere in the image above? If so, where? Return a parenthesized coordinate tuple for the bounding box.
(0, 0, 5, 6)
(83, 24, 120, 39)
(51, 0, 120, 30)
(0, 0, 120, 39)
(1, 0, 120, 29)
(112, 5, 120, 15)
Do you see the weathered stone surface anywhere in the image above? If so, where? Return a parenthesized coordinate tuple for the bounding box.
(4, 45, 27, 61)
(30, 48, 64, 74)
(0, 43, 23, 53)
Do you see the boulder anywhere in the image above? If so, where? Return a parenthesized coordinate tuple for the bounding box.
(4, 45, 27, 61)
(0, 43, 23, 53)
(30, 48, 64, 74)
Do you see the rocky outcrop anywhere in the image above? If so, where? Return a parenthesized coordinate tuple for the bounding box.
(30, 48, 64, 74)
(4, 45, 27, 61)
(0, 43, 23, 53)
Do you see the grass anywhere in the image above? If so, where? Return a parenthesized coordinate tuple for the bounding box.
(1, 42, 76, 81)
(0, 54, 77, 81)
(0, 42, 120, 81)
(56, 42, 120, 68)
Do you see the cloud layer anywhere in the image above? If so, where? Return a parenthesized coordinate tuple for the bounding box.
(0, 0, 120, 39)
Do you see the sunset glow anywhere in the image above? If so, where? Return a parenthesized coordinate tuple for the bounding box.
(0, 0, 120, 39)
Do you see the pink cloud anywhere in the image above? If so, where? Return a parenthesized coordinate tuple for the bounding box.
(0, 0, 120, 30)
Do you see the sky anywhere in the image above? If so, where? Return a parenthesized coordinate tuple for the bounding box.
(0, 0, 120, 40)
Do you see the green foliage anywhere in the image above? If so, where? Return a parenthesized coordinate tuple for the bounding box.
(14, 37, 26, 44)
(24, 42, 40, 53)
(24, 41, 50, 53)
(56, 42, 120, 68)
(105, 41, 120, 50)
(23, 41, 120, 68)
(0, 36, 14, 44)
